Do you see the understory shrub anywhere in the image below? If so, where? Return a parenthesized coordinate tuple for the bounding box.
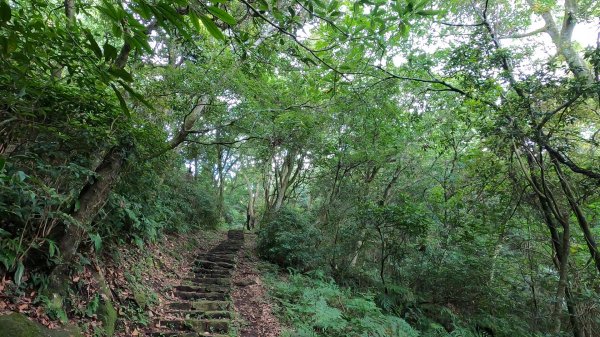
(257, 206, 319, 269)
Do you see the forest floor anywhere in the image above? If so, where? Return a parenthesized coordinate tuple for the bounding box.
(231, 233, 281, 337)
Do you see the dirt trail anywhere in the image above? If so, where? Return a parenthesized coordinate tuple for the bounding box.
(231, 233, 281, 337)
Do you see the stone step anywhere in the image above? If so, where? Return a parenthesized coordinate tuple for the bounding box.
(148, 332, 198, 337)
(169, 300, 230, 311)
(151, 334, 227, 337)
(183, 277, 231, 286)
(194, 260, 235, 269)
(168, 310, 231, 319)
(157, 319, 229, 334)
(174, 291, 228, 301)
(174, 284, 229, 293)
(152, 231, 242, 337)
(207, 249, 241, 254)
(191, 272, 232, 280)
(194, 255, 236, 263)
(192, 268, 232, 277)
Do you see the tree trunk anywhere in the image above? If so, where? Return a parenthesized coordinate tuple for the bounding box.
(49, 144, 130, 293)
(246, 182, 257, 230)
(216, 131, 225, 219)
(552, 158, 600, 273)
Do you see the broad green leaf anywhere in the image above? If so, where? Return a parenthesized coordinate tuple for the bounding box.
(207, 6, 237, 25)
(89, 233, 102, 252)
(84, 29, 102, 58)
(109, 67, 134, 82)
(14, 261, 24, 286)
(47, 240, 58, 258)
(103, 42, 118, 62)
(118, 80, 154, 110)
(189, 11, 201, 33)
(0, 155, 5, 170)
(110, 84, 130, 117)
(416, 9, 445, 16)
(199, 15, 225, 40)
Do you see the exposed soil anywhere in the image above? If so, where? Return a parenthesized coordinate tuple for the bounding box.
(231, 233, 281, 337)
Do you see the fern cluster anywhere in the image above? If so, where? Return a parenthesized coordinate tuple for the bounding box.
(265, 271, 419, 337)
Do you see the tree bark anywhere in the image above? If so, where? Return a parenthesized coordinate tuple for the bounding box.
(49, 144, 130, 292)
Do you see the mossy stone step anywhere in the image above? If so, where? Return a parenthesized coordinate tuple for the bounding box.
(148, 332, 198, 337)
(168, 310, 231, 319)
(158, 319, 229, 334)
(194, 255, 236, 263)
(192, 268, 232, 277)
(174, 291, 228, 301)
(149, 333, 228, 337)
(169, 300, 230, 311)
(209, 249, 241, 254)
(194, 260, 235, 269)
(174, 284, 229, 293)
(183, 277, 231, 286)
(212, 244, 243, 249)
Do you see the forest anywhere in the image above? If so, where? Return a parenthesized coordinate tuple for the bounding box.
(0, 0, 599, 336)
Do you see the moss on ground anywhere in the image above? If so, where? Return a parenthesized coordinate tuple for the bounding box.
(0, 312, 83, 337)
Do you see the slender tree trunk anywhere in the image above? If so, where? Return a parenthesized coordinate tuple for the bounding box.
(64, 0, 75, 21)
(552, 158, 600, 273)
(216, 131, 225, 219)
(565, 286, 584, 337)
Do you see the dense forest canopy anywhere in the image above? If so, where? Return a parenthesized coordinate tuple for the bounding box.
(1, 0, 599, 336)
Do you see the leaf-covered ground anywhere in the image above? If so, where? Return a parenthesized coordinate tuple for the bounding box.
(232, 233, 281, 337)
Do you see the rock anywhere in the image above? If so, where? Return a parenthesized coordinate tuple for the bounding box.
(93, 271, 117, 337)
(0, 312, 83, 337)
(133, 288, 149, 309)
(97, 297, 117, 337)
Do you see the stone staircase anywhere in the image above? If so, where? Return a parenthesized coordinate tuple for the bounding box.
(149, 230, 244, 337)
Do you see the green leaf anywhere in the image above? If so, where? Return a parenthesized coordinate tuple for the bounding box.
(0, 155, 5, 171)
(207, 6, 237, 25)
(0, 1, 10, 23)
(399, 22, 410, 37)
(110, 84, 130, 117)
(47, 240, 58, 258)
(199, 15, 225, 40)
(14, 261, 24, 286)
(416, 9, 445, 16)
(84, 29, 102, 58)
(89, 233, 102, 252)
(189, 11, 201, 32)
(103, 42, 118, 62)
(16, 171, 27, 182)
(109, 67, 134, 82)
(118, 80, 154, 110)
(133, 32, 152, 54)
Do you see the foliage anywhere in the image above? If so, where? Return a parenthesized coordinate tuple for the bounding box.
(257, 207, 320, 269)
(266, 270, 420, 337)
